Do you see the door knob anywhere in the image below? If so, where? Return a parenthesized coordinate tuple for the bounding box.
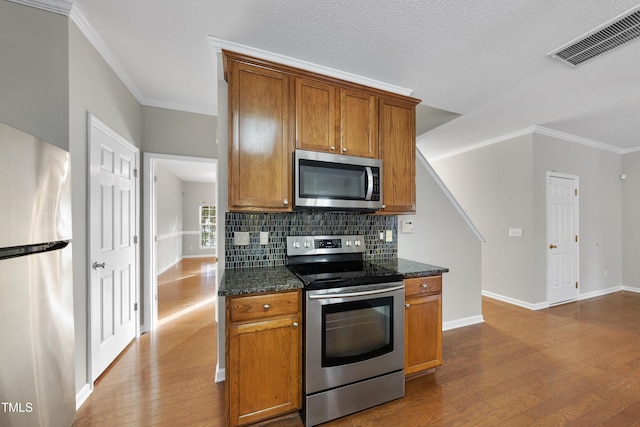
(93, 261, 106, 270)
(549, 244, 557, 249)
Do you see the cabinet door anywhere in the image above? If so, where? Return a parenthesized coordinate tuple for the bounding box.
(296, 78, 337, 153)
(378, 98, 416, 214)
(340, 89, 378, 158)
(405, 293, 442, 376)
(228, 60, 293, 211)
(228, 316, 301, 426)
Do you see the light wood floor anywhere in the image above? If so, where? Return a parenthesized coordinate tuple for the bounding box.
(75, 284, 640, 426)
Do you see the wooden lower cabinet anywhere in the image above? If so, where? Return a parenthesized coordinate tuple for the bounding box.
(226, 290, 302, 426)
(404, 276, 442, 377)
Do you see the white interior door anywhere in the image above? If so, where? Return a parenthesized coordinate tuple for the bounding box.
(89, 114, 139, 381)
(546, 173, 579, 305)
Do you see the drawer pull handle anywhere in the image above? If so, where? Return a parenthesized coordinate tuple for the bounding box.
(263, 304, 270, 311)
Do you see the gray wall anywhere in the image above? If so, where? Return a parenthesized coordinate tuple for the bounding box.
(622, 152, 640, 289)
(398, 158, 483, 325)
(154, 163, 184, 273)
(142, 105, 218, 157)
(432, 134, 536, 303)
(0, 1, 69, 148)
(432, 131, 624, 306)
(182, 182, 217, 257)
(69, 18, 142, 398)
(533, 133, 623, 299)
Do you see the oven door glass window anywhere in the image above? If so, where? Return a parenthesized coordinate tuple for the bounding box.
(321, 296, 393, 367)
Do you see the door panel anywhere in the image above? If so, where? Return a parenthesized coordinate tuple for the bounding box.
(547, 174, 579, 305)
(89, 115, 138, 381)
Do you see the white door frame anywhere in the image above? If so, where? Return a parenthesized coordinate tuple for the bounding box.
(546, 171, 579, 305)
(142, 152, 218, 333)
(87, 113, 140, 381)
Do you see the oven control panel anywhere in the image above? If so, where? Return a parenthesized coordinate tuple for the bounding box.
(286, 235, 365, 256)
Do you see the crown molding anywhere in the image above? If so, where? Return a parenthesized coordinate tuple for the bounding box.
(208, 37, 414, 97)
(426, 124, 640, 162)
(8, 0, 73, 16)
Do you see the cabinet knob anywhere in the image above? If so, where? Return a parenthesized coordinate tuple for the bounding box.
(330, 146, 335, 151)
(421, 283, 428, 289)
(293, 322, 298, 328)
(405, 303, 410, 308)
(342, 147, 347, 152)
(263, 304, 270, 311)
(283, 199, 289, 206)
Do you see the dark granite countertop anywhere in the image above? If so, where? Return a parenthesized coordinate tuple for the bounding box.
(219, 258, 448, 297)
(218, 266, 303, 296)
(370, 258, 449, 279)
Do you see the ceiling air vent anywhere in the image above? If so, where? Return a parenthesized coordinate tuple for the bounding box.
(549, 6, 640, 67)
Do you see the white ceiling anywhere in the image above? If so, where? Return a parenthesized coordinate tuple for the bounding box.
(36, 0, 640, 159)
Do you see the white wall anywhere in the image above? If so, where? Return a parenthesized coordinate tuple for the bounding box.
(155, 163, 184, 273)
(182, 182, 217, 257)
(432, 130, 624, 306)
(398, 157, 483, 326)
(69, 17, 142, 400)
(0, 1, 68, 149)
(622, 152, 640, 289)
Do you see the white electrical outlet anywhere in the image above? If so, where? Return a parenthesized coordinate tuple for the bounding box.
(234, 231, 250, 246)
(508, 228, 523, 237)
(379, 231, 385, 240)
(260, 231, 269, 245)
(385, 230, 393, 242)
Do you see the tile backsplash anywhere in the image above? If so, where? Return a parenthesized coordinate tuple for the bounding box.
(225, 211, 398, 269)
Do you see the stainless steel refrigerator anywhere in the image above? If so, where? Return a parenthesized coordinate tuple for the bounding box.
(0, 122, 75, 426)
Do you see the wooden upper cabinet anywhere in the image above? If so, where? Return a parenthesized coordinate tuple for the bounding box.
(339, 89, 378, 158)
(226, 57, 293, 212)
(296, 78, 378, 158)
(378, 97, 417, 214)
(295, 78, 337, 153)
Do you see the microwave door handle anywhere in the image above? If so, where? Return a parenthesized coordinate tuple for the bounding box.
(365, 166, 374, 201)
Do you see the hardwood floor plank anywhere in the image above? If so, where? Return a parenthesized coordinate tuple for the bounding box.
(76, 281, 640, 426)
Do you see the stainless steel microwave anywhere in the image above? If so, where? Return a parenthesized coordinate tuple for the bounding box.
(294, 149, 383, 211)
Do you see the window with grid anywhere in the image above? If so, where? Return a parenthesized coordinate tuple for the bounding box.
(199, 202, 216, 249)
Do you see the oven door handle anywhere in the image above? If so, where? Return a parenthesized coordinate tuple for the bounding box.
(365, 166, 374, 201)
(308, 284, 404, 299)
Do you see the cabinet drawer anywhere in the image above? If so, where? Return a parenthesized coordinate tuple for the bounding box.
(405, 275, 441, 297)
(230, 291, 300, 323)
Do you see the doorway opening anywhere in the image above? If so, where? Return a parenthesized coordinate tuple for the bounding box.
(143, 153, 218, 332)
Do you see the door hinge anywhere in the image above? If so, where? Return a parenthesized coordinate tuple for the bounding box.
(134, 302, 138, 311)
(575, 235, 578, 242)
(574, 188, 578, 196)
(154, 175, 157, 183)
(134, 168, 138, 178)
(133, 235, 138, 244)
(576, 282, 579, 289)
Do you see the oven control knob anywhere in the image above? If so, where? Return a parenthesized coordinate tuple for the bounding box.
(293, 241, 300, 249)
(303, 240, 311, 248)
(345, 240, 352, 247)
(355, 239, 361, 247)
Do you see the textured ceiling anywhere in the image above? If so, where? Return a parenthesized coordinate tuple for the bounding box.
(63, 0, 640, 158)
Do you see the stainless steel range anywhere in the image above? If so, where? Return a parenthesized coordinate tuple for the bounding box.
(286, 235, 405, 427)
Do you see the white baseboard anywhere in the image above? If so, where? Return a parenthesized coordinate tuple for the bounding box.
(482, 290, 548, 310)
(623, 285, 640, 293)
(75, 383, 92, 410)
(443, 315, 484, 331)
(578, 286, 622, 300)
(215, 363, 225, 383)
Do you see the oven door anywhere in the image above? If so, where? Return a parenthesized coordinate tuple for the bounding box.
(305, 282, 405, 394)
